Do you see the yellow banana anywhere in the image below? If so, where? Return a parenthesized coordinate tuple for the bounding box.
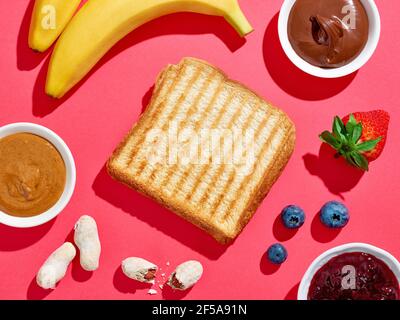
(29, 0, 81, 52)
(46, 0, 253, 98)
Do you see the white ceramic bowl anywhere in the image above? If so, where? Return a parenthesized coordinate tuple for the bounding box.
(0, 123, 76, 228)
(278, 0, 381, 78)
(298, 243, 400, 300)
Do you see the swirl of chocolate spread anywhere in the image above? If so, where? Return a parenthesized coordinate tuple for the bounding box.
(288, 0, 369, 68)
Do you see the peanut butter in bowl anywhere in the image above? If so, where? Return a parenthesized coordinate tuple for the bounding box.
(0, 132, 66, 217)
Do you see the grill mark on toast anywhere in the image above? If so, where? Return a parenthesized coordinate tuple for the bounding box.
(232, 124, 291, 230)
(168, 76, 226, 197)
(175, 81, 228, 198)
(206, 107, 270, 217)
(196, 97, 259, 210)
(119, 67, 180, 168)
(139, 66, 207, 186)
(211, 110, 278, 223)
(116, 73, 174, 169)
(160, 79, 228, 200)
(134, 65, 203, 173)
(136, 158, 148, 174)
(153, 68, 217, 189)
(148, 67, 170, 106)
(186, 91, 236, 203)
(162, 66, 205, 128)
(193, 80, 225, 132)
(209, 170, 235, 217)
(181, 98, 244, 203)
(203, 100, 265, 216)
(221, 118, 282, 221)
(125, 63, 190, 169)
(187, 93, 241, 205)
(168, 80, 220, 192)
(184, 69, 219, 124)
(219, 114, 284, 223)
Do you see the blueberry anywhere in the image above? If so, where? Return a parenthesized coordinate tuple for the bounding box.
(266, 243, 288, 264)
(319, 201, 349, 228)
(281, 205, 306, 229)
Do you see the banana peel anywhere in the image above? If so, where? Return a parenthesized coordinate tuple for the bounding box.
(29, 0, 81, 52)
(45, 0, 253, 98)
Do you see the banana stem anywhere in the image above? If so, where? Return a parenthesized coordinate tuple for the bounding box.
(224, 1, 253, 37)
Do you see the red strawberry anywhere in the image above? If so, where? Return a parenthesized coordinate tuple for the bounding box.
(341, 110, 389, 161)
(319, 110, 390, 171)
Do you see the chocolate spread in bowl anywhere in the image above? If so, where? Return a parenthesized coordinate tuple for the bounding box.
(288, 0, 369, 68)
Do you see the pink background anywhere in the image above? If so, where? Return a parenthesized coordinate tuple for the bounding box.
(1, 0, 400, 300)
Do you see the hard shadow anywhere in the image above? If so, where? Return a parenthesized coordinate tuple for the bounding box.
(113, 265, 153, 294)
(162, 283, 192, 300)
(16, 0, 49, 71)
(31, 55, 87, 117)
(142, 85, 155, 113)
(64, 229, 93, 282)
(0, 219, 55, 251)
(92, 165, 229, 260)
(259, 253, 281, 275)
(26, 276, 52, 300)
(31, 11, 246, 117)
(263, 13, 357, 101)
(310, 211, 342, 243)
(284, 282, 300, 300)
(272, 213, 298, 242)
(303, 143, 365, 199)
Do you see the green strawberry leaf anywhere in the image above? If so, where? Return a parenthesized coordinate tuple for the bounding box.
(348, 114, 357, 125)
(344, 153, 358, 167)
(350, 152, 369, 171)
(356, 137, 382, 152)
(320, 113, 378, 173)
(333, 116, 347, 142)
(352, 123, 363, 144)
(345, 114, 357, 137)
(346, 123, 354, 138)
(320, 131, 340, 149)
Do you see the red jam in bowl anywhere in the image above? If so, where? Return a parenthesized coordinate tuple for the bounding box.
(308, 252, 400, 300)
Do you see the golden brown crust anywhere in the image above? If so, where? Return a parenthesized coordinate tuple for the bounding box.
(107, 57, 296, 244)
(107, 162, 228, 242)
(230, 124, 296, 243)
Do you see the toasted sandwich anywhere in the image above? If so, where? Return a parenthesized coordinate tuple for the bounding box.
(107, 57, 296, 244)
